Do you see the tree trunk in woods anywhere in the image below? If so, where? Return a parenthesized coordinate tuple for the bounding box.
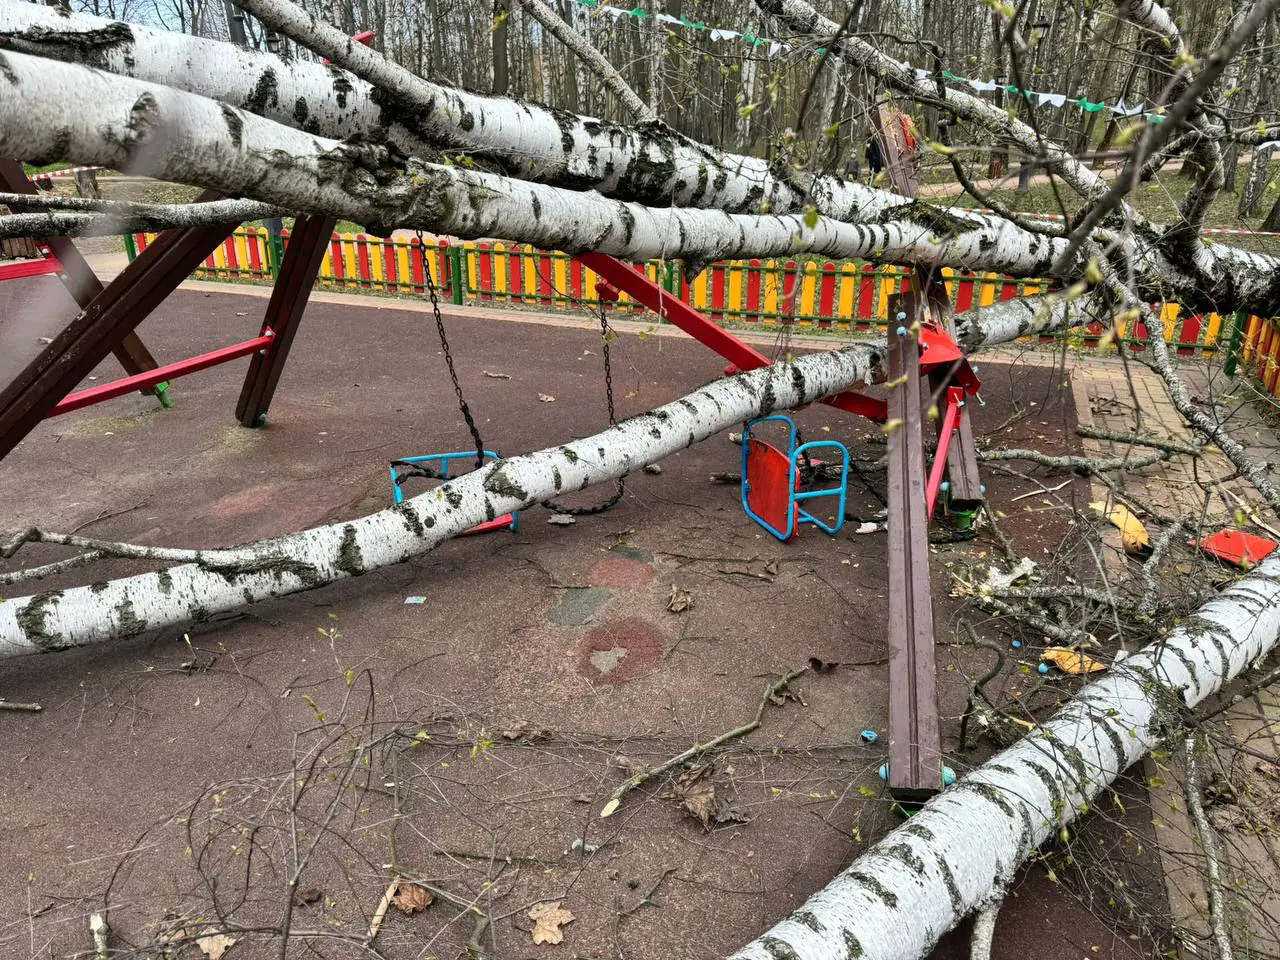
(1240, 147, 1274, 218)
(1262, 193, 1280, 231)
(492, 0, 510, 95)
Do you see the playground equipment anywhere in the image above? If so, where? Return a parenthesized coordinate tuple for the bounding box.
(0, 83, 979, 805)
(389, 451, 519, 535)
(740, 414, 850, 541)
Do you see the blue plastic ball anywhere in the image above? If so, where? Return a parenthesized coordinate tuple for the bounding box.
(878, 764, 889, 781)
(1038, 662, 1050, 674)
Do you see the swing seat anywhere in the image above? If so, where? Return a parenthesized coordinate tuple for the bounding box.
(389, 450, 519, 536)
(740, 415, 850, 542)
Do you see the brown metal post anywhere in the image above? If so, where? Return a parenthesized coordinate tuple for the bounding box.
(0, 158, 162, 385)
(885, 291, 943, 803)
(235, 215, 335, 427)
(0, 202, 234, 462)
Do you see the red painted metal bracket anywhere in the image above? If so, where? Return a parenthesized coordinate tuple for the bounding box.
(0, 253, 61, 282)
(926, 386, 966, 519)
(579, 253, 889, 422)
(50, 331, 274, 417)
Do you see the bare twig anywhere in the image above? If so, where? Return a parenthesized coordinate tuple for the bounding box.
(978, 447, 1170, 474)
(600, 666, 810, 816)
(1139, 517, 1190, 620)
(1182, 734, 1237, 960)
(0, 700, 42, 712)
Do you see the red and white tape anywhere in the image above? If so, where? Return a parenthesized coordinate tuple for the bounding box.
(27, 165, 104, 182)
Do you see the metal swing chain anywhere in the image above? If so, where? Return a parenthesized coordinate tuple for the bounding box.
(419, 230, 486, 472)
(543, 300, 624, 516)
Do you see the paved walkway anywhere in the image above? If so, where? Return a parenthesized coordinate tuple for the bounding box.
(1070, 355, 1280, 956)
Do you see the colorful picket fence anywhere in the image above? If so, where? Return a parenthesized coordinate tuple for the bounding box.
(124, 227, 1252, 362)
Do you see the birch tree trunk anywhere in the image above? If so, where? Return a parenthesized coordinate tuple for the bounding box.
(0, 345, 885, 656)
(0, 290, 1088, 656)
(13, 49, 1266, 313)
(730, 553, 1280, 960)
(4, 7, 1278, 315)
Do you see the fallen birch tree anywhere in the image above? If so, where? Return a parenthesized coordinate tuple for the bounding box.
(0, 344, 886, 656)
(728, 553, 1280, 960)
(0, 285, 1095, 657)
(3, 0, 1280, 315)
(0, 50, 1202, 296)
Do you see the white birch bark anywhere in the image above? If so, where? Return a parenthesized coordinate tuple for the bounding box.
(731, 553, 1280, 960)
(0, 288, 1090, 656)
(1, 45, 1277, 314)
(0, 344, 884, 656)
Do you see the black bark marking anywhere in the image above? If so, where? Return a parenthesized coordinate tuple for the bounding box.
(292, 96, 310, 125)
(759, 936, 800, 960)
(220, 104, 244, 149)
(397, 503, 425, 538)
(5, 21, 134, 69)
(243, 67, 279, 113)
(157, 571, 174, 596)
(114, 596, 146, 637)
(848, 869, 898, 908)
(483, 463, 528, 501)
(16, 591, 62, 651)
(792, 909, 824, 932)
(335, 524, 364, 575)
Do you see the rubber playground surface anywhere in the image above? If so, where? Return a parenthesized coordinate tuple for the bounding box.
(0, 276, 1156, 959)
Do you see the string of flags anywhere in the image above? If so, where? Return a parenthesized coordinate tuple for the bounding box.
(575, 0, 1280, 134)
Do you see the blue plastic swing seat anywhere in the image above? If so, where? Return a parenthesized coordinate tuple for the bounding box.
(389, 450, 519, 534)
(740, 415, 850, 542)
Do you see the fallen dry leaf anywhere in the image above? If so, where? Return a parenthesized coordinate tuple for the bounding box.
(483, 370, 512, 379)
(196, 930, 237, 960)
(1041, 647, 1107, 675)
(294, 887, 323, 906)
(502, 720, 530, 740)
(393, 882, 433, 914)
(538, 393, 556, 402)
(529, 900, 575, 944)
(1091, 501, 1150, 554)
(675, 763, 752, 830)
(666, 583, 694, 613)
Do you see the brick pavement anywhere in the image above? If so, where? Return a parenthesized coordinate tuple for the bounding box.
(1069, 353, 1280, 958)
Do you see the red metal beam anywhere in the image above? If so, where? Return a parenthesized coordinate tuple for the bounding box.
(0, 256, 61, 282)
(51, 332, 274, 417)
(926, 387, 965, 519)
(578, 253, 888, 421)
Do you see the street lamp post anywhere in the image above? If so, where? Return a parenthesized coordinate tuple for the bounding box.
(1017, 17, 1053, 193)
